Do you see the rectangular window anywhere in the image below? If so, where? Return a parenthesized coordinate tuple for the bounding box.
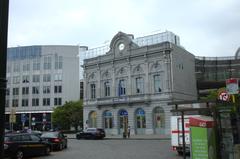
(32, 98, 39, 106)
(22, 75, 30, 83)
(54, 73, 62, 81)
(22, 87, 29, 95)
(32, 75, 40, 83)
(118, 79, 126, 96)
(32, 86, 39, 94)
(43, 86, 51, 94)
(54, 85, 62, 93)
(13, 76, 20, 84)
(55, 55, 63, 69)
(44, 56, 51, 70)
(43, 98, 50, 106)
(136, 77, 144, 94)
(13, 88, 19, 95)
(5, 99, 9, 107)
(12, 99, 18, 107)
(90, 84, 96, 99)
(7, 77, 10, 84)
(43, 74, 51, 82)
(104, 81, 110, 97)
(54, 98, 62, 106)
(6, 88, 10, 96)
(13, 63, 20, 72)
(22, 99, 29, 107)
(33, 58, 40, 70)
(154, 75, 161, 93)
(23, 63, 30, 71)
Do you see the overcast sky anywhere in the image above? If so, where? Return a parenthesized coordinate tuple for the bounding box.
(8, 0, 240, 57)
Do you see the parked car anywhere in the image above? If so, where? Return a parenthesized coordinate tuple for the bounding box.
(4, 129, 11, 134)
(4, 133, 51, 159)
(76, 128, 105, 139)
(41, 131, 67, 151)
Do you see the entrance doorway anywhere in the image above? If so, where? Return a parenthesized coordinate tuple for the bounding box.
(153, 107, 165, 134)
(118, 109, 128, 135)
(135, 108, 146, 134)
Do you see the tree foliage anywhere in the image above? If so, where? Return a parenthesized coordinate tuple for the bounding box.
(201, 89, 218, 100)
(52, 100, 83, 130)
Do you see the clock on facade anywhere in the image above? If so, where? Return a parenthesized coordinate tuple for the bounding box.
(118, 43, 125, 51)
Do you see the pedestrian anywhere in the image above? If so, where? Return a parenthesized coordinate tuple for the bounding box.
(127, 126, 130, 138)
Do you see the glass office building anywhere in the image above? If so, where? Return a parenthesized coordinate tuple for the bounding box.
(5, 45, 80, 130)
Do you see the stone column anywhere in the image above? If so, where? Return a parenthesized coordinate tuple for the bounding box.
(96, 67, 101, 98)
(127, 106, 135, 135)
(127, 62, 132, 96)
(111, 108, 119, 135)
(112, 64, 116, 97)
(144, 59, 150, 94)
(145, 106, 154, 134)
(97, 109, 103, 128)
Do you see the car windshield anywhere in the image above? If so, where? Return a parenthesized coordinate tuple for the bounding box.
(41, 132, 57, 138)
(86, 129, 96, 132)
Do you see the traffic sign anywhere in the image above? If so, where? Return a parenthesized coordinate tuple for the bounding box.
(226, 78, 239, 94)
(218, 91, 230, 101)
(9, 114, 16, 123)
(21, 114, 27, 123)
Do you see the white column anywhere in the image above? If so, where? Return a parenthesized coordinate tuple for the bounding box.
(145, 106, 154, 134)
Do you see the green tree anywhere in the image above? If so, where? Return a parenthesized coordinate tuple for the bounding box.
(52, 100, 83, 130)
(201, 89, 218, 100)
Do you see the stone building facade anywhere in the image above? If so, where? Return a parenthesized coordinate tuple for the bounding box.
(83, 32, 197, 135)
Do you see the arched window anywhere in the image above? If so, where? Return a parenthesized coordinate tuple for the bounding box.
(89, 111, 97, 128)
(136, 108, 146, 128)
(153, 107, 165, 128)
(103, 111, 113, 129)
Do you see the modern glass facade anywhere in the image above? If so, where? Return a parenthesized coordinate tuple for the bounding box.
(195, 56, 240, 82)
(7, 46, 41, 61)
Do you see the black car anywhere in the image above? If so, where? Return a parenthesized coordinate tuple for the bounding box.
(76, 128, 105, 139)
(4, 133, 51, 159)
(41, 131, 67, 151)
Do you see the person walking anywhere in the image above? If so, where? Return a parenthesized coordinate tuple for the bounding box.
(127, 126, 130, 138)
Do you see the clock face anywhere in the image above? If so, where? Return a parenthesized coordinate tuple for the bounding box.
(118, 43, 125, 51)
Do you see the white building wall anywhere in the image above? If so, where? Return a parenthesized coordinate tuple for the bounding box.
(5, 45, 80, 119)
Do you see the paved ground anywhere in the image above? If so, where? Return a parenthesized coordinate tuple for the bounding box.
(35, 137, 190, 159)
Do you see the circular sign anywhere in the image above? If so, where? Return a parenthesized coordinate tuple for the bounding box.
(118, 43, 125, 51)
(218, 91, 230, 101)
(32, 117, 36, 121)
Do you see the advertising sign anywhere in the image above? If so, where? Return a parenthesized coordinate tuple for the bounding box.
(191, 127, 209, 159)
(190, 116, 217, 159)
(226, 78, 239, 95)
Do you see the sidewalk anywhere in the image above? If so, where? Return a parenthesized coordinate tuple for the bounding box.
(66, 133, 170, 140)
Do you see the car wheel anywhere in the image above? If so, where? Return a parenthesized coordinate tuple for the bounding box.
(45, 146, 51, 155)
(15, 150, 24, 159)
(177, 150, 183, 156)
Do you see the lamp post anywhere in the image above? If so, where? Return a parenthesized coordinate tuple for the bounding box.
(0, 0, 9, 158)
